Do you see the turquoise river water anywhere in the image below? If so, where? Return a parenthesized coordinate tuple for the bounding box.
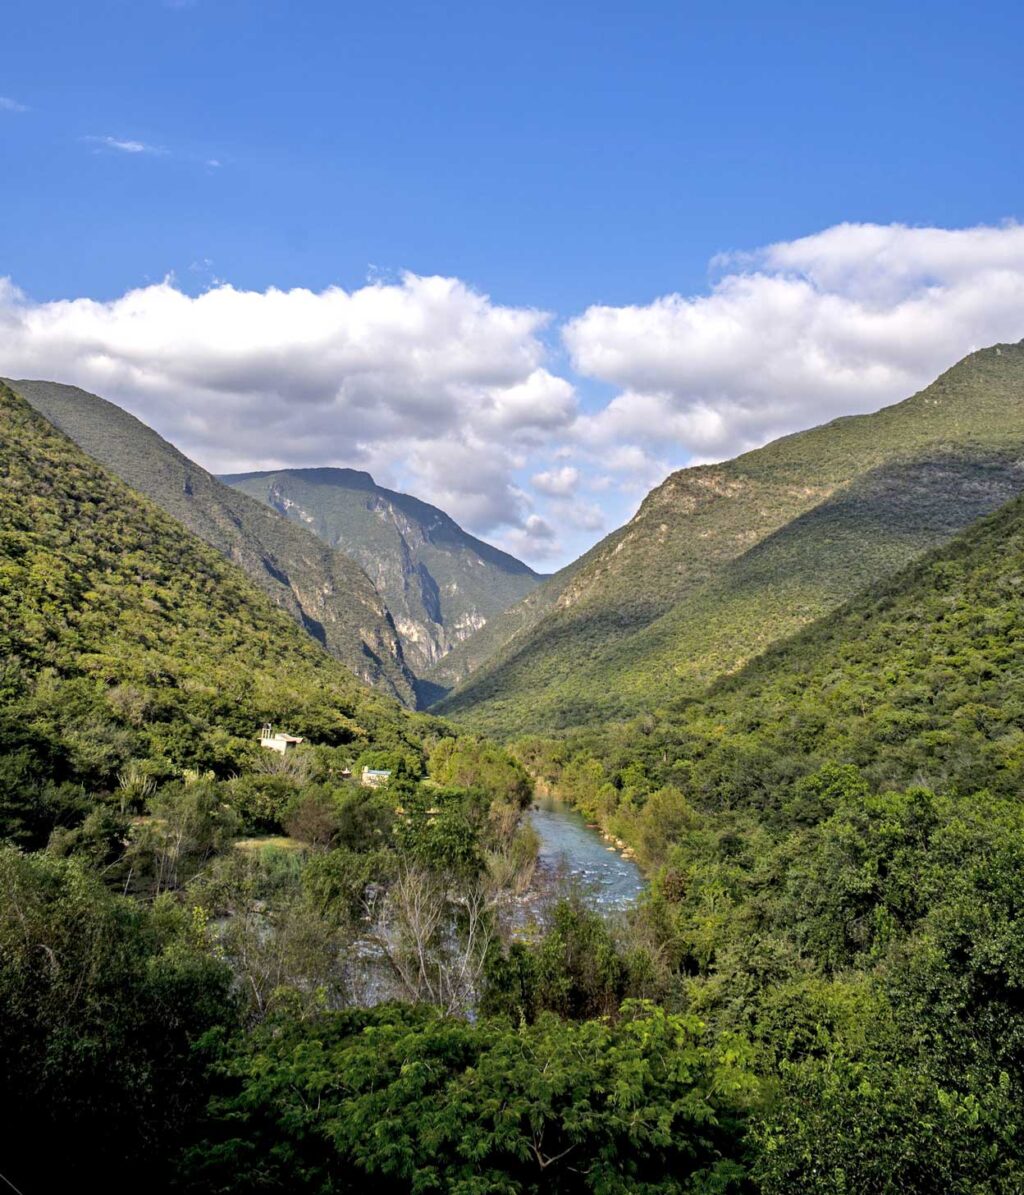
(528, 794, 644, 912)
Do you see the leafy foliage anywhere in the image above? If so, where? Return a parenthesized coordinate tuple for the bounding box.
(0, 847, 237, 1191)
(9, 378, 418, 702)
(185, 1000, 758, 1194)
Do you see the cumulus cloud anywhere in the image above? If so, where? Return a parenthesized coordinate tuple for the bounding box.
(0, 273, 576, 550)
(0, 96, 28, 113)
(567, 222, 1024, 462)
(531, 465, 580, 497)
(500, 514, 562, 563)
(562, 500, 605, 532)
(3, 222, 1024, 570)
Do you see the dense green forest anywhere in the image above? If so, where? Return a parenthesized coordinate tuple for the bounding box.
(7, 365, 1024, 1191)
(8, 378, 419, 703)
(439, 343, 1024, 735)
(0, 380, 428, 848)
(512, 487, 1024, 1190)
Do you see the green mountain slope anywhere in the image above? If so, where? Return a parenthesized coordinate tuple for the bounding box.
(421, 556, 581, 692)
(440, 342, 1024, 735)
(584, 480, 1024, 813)
(221, 466, 542, 678)
(7, 380, 417, 705)
(0, 380, 424, 826)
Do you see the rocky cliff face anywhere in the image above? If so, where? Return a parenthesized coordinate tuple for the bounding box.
(223, 467, 543, 678)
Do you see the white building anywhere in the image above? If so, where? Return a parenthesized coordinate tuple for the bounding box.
(259, 725, 305, 754)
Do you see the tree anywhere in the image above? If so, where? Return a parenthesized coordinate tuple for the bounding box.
(130, 780, 239, 894)
(0, 847, 237, 1191)
(185, 1001, 758, 1194)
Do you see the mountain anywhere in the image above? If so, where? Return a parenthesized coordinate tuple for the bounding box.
(6, 380, 417, 706)
(0, 379, 425, 839)
(422, 555, 582, 692)
(221, 466, 543, 679)
(438, 342, 1024, 736)
(637, 482, 1024, 807)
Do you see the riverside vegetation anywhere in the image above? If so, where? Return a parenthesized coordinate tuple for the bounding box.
(0, 381, 750, 1192)
(5, 344, 1024, 1192)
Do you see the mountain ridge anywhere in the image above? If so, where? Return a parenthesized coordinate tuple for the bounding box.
(438, 341, 1024, 735)
(6, 379, 419, 705)
(0, 378, 424, 825)
(222, 466, 543, 679)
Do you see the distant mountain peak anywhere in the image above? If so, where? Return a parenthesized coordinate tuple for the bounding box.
(231, 465, 380, 491)
(220, 466, 542, 679)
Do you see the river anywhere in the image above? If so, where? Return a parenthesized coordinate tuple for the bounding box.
(527, 794, 645, 912)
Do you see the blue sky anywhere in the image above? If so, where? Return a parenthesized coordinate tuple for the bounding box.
(2, 0, 1024, 566)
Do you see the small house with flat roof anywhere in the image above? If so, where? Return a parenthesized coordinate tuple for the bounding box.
(259, 725, 305, 754)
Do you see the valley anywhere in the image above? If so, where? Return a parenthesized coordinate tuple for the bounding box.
(5, 3, 1021, 1190)
(222, 466, 544, 679)
(6, 343, 1024, 1192)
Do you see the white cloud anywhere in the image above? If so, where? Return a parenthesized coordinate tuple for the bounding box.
(498, 514, 562, 563)
(480, 370, 576, 440)
(562, 500, 605, 531)
(0, 96, 28, 113)
(86, 135, 167, 155)
(531, 465, 580, 497)
(0, 273, 576, 552)
(3, 222, 1024, 570)
(566, 222, 1024, 461)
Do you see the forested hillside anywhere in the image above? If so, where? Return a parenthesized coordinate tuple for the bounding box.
(8, 373, 1024, 1189)
(8, 379, 417, 703)
(0, 376, 571, 1190)
(0, 379, 423, 846)
(509, 480, 1024, 1191)
(441, 343, 1024, 734)
(223, 465, 542, 678)
(561, 484, 1024, 811)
